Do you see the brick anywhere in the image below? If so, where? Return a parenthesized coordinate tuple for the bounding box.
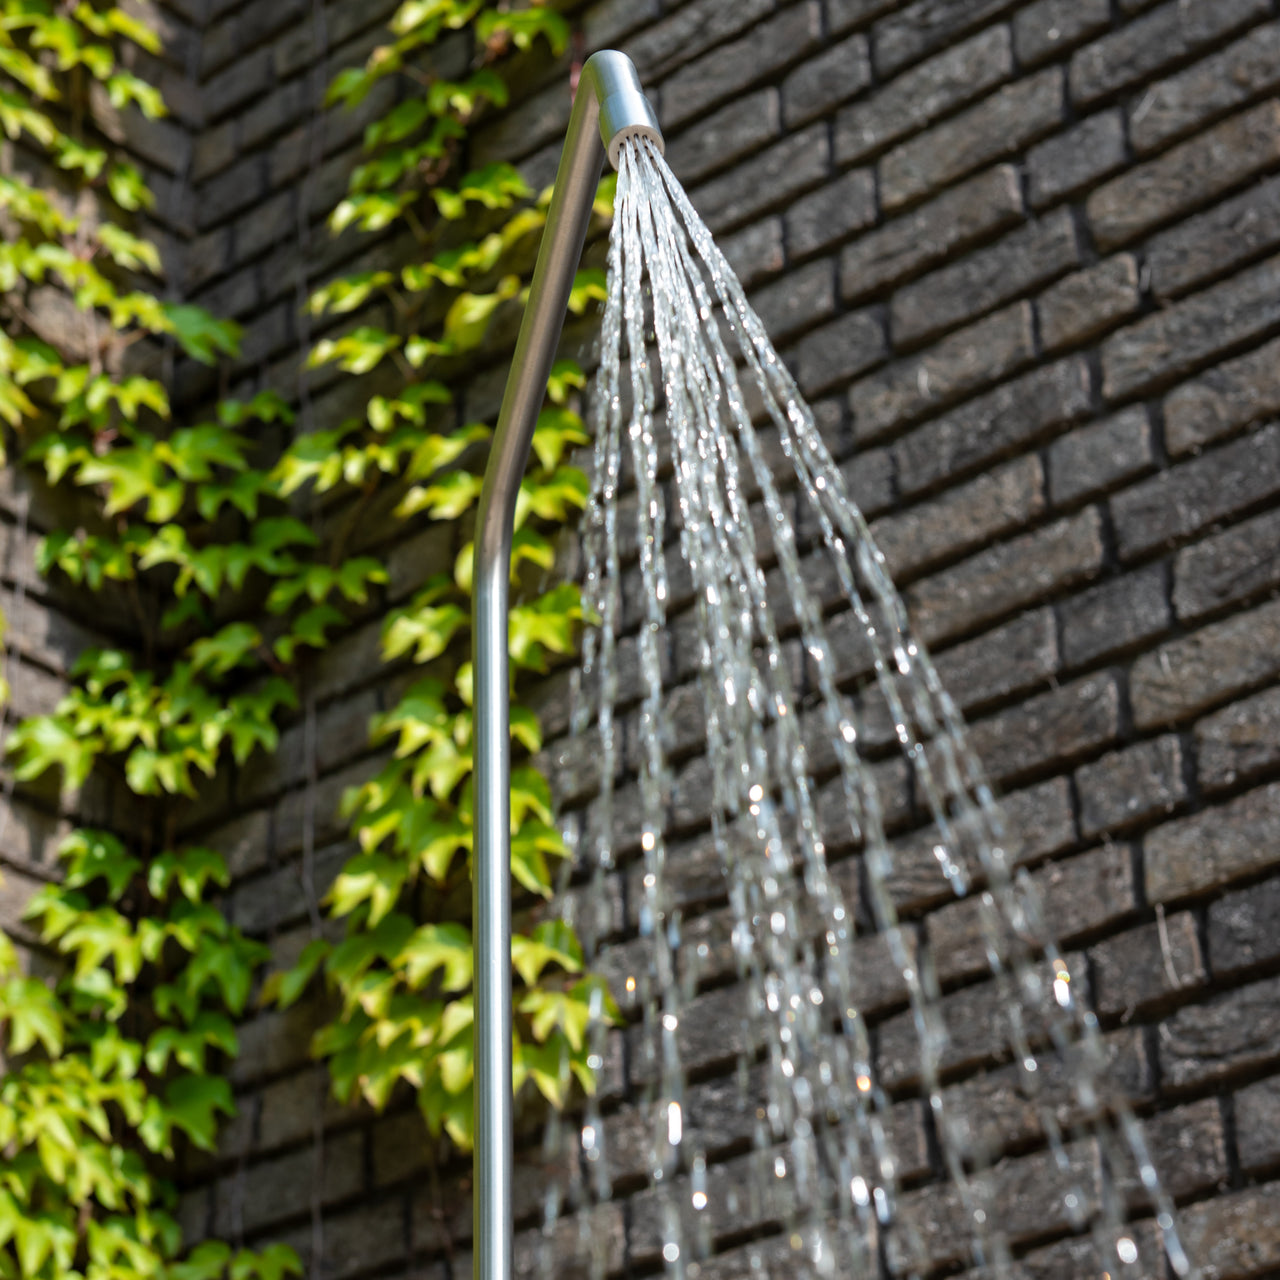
(1113, 423, 1280, 559)
(872, 0, 1019, 78)
(887, 1141, 1098, 1275)
(879, 68, 1064, 211)
(1165, 333, 1280, 456)
(1177, 1185, 1280, 1279)
(852, 303, 1035, 442)
(840, 165, 1024, 301)
(781, 33, 872, 128)
(942, 1028, 1150, 1160)
(834, 25, 1012, 165)
(718, 217, 784, 287)
(1133, 20, 1280, 153)
(1146, 782, 1280, 903)
(1104, 252, 1280, 401)
(1077, 735, 1186, 837)
(1132, 597, 1280, 729)
(1235, 1077, 1280, 1174)
(894, 358, 1092, 492)
(202, 46, 272, 121)
(627, 0, 773, 80)
(929, 842, 1134, 983)
(829, 0, 900, 34)
(933, 606, 1059, 713)
(231, 993, 332, 1086)
(580, 0, 661, 45)
(276, 1194, 408, 1280)
(891, 209, 1079, 346)
(626, 983, 751, 1083)
(748, 260, 835, 344)
(662, 3, 823, 128)
(887, 1141, 1098, 1274)
(1160, 973, 1280, 1088)
(1027, 109, 1127, 208)
(784, 168, 876, 258)
(788, 308, 887, 398)
(877, 961, 1083, 1088)
(1040, 259, 1138, 363)
(197, 154, 266, 230)
(966, 670, 1121, 783)
(1148, 173, 1280, 302)
(1175, 506, 1280, 623)
(1048, 406, 1153, 506)
(1069, 0, 1270, 106)
(907, 510, 1103, 645)
(1130, 1097, 1228, 1202)
(966, 1226, 1165, 1279)
(663, 87, 779, 185)
(1013, 0, 1111, 67)
(839, 442, 894, 517)
(1209, 875, 1280, 975)
(1092, 911, 1206, 1019)
(628, 1148, 799, 1267)
(688, 122, 829, 234)
(0, 861, 45, 942)
(473, 76, 576, 170)
(191, 119, 237, 184)
(1197, 686, 1280, 794)
(870, 454, 1045, 581)
(213, 1129, 363, 1236)
(1088, 100, 1280, 251)
(232, 188, 295, 265)
(254, 1066, 356, 1156)
(513, 1203, 624, 1279)
(881, 776, 1075, 914)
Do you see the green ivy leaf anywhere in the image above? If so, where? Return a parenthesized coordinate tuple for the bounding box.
(511, 921, 583, 988)
(8, 713, 98, 792)
(187, 622, 262, 677)
(477, 7, 570, 53)
(433, 163, 529, 220)
(163, 1074, 236, 1152)
(396, 469, 483, 520)
(327, 853, 407, 927)
(442, 274, 519, 351)
(532, 411, 588, 474)
(148, 847, 231, 903)
(171, 1241, 234, 1280)
(163, 304, 242, 364)
(398, 922, 472, 992)
(566, 267, 608, 315)
(0, 975, 64, 1055)
(260, 938, 330, 1011)
(231, 1242, 305, 1280)
(308, 325, 401, 374)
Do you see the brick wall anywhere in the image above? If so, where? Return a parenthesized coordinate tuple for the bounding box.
(11, 0, 1280, 1276)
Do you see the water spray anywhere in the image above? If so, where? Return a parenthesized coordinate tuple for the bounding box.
(471, 50, 662, 1280)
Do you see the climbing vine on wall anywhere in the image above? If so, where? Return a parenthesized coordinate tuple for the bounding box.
(0, 0, 613, 1274)
(263, 0, 621, 1150)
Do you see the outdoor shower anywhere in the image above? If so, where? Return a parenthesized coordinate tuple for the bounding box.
(471, 43, 1195, 1280)
(471, 50, 663, 1280)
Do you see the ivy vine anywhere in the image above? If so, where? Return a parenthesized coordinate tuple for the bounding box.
(0, 0, 615, 1274)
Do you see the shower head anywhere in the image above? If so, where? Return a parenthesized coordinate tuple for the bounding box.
(581, 49, 664, 170)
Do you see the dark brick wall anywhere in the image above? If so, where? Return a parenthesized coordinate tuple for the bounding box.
(12, 0, 1280, 1276)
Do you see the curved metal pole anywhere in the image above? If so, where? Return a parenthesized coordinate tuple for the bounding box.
(471, 51, 662, 1280)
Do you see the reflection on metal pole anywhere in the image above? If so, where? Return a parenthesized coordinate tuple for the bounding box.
(470, 50, 662, 1280)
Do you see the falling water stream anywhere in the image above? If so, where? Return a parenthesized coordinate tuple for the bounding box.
(542, 136, 1197, 1280)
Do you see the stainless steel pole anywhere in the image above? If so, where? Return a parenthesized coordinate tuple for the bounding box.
(471, 51, 661, 1280)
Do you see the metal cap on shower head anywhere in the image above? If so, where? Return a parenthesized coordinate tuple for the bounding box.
(581, 50, 664, 170)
